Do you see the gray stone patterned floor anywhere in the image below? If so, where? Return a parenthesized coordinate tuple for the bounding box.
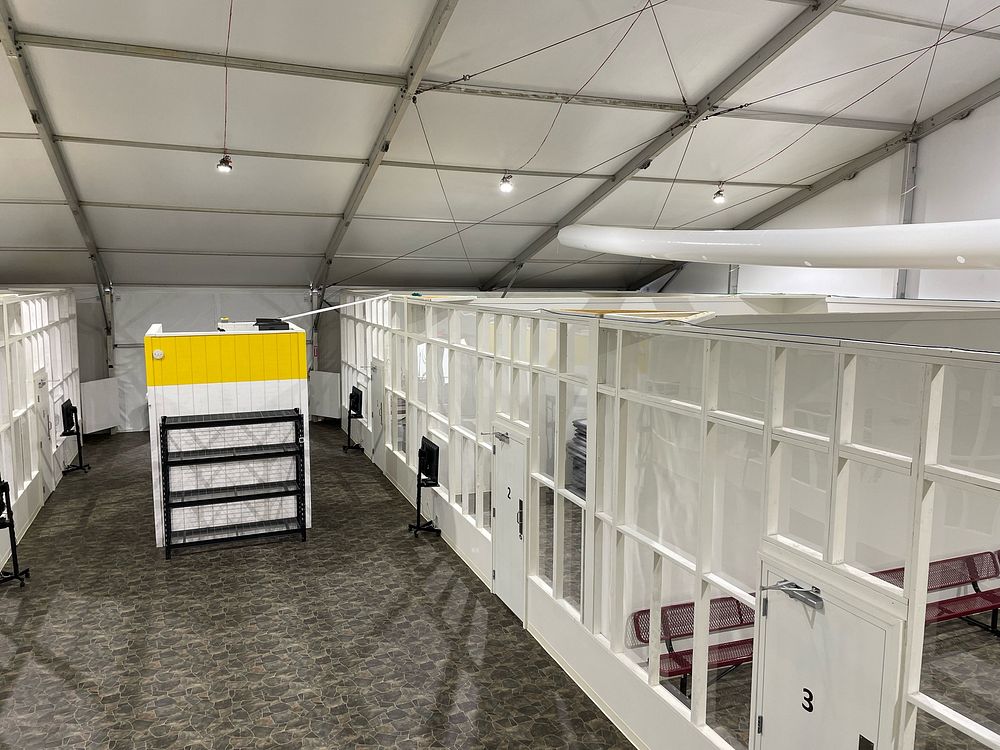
(0, 424, 632, 750)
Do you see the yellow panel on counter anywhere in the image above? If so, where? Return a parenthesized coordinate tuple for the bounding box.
(144, 331, 306, 386)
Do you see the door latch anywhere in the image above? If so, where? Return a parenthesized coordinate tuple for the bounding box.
(760, 580, 824, 611)
(517, 498, 523, 540)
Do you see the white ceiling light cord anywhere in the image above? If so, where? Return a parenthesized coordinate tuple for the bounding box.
(216, 0, 235, 173)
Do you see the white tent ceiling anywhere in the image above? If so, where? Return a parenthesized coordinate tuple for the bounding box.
(0, 0, 998, 290)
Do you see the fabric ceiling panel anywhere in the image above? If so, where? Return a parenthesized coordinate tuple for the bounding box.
(225, 70, 396, 158)
(341, 219, 546, 261)
(106, 252, 318, 287)
(26, 48, 224, 145)
(0, 250, 94, 284)
(10, 0, 231, 52)
(87, 207, 338, 253)
(0, 204, 84, 247)
(728, 13, 1000, 122)
(332, 258, 504, 288)
(230, 0, 438, 74)
(0, 59, 34, 132)
(642, 117, 900, 186)
(518, 260, 665, 289)
(428, 0, 799, 102)
(842, 0, 1000, 26)
(62, 143, 362, 213)
(0, 139, 64, 199)
(532, 239, 602, 263)
(392, 92, 678, 174)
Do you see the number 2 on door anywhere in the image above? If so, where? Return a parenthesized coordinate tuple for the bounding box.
(802, 688, 814, 713)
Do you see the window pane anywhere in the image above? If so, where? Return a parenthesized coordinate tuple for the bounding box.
(705, 585, 755, 750)
(537, 485, 554, 585)
(717, 341, 767, 421)
(595, 393, 616, 516)
(915, 709, 987, 750)
(920, 482, 1000, 736)
(513, 317, 531, 363)
(413, 341, 427, 405)
(843, 461, 912, 578)
(779, 347, 836, 436)
(937, 366, 1000, 480)
(594, 518, 613, 640)
(710, 425, 764, 592)
(478, 445, 492, 530)
(562, 498, 584, 615)
(564, 383, 588, 499)
(455, 351, 476, 433)
(512, 368, 530, 424)
(538, 319, 557, 369)
(774, 442, 830, 553)
(538, 375, 558, 480)
(394, 396, 407, 454)
(456, 310, 477, 348)
(623, 402, 700, 559)
(599, 328, 617, 386)
(620, 332, 702, 405)
(564, 323, 591, 379)
(477, 358, 494, 436)
(496, 364, 511, 417)
(850, 355, 923, 457)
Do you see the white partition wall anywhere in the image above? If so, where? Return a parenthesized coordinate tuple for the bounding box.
(342, 291, 1000, 750)
(0, 288, 81, 567)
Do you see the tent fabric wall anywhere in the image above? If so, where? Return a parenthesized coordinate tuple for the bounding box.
(113, 287, 313, 431)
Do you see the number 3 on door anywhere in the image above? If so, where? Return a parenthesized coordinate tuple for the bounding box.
(802, 688, 814, 713)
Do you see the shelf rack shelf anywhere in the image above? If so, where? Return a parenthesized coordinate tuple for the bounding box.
(159, 409, 306, 559)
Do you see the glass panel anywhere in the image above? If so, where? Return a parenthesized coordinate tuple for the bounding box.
(430, 307, 449, 341)
(394, 396, 407, 454)
(599, 328, 617, 386)
(497, 315, 512, 359)
(513, 317, 531, 363)
(623, 402, 700, 559)
(461, 437, 476, 516)
(393, 335, 406, 394)
(478, 445, 492, 530)
(936, 365, 1000, 480)
(562, 497, 584, 615)
(594, 518, 613, 640)
(920, 482, 1000, 735)
(512, 368, 530, 424)
(657, 554, 697, 706)
(717, 341, 767, 420)
(538, 375, 558, 480)
(408, 304, 425, 335)
(779, 347, 836, 436)
(496, 364, 511, 417)
(620, 332, 702, 405)
(623, 537, 654, 670)
(537, 485, 554, 585)
(710, 425, 764, 592)
(477, 359, 494, 436)
(479, 313, 495, 354)
(564, 323, 591, 379)
(429, 345, 449, 418)
(564, 382, 588, 499)
(456, 310, 477, 348)
(413, 341, 427, 405)
(455, 351, 477, 433)
(842, 461, 912, 578)
(705, 584, 755, 750)
(914, 709, 986, 750)
(595, 393, 616, 516)
(850, 355, 923, 457)
(538, 319, 557, 370)
(774, 442, 830, 553)
(430, 431, 449, 496)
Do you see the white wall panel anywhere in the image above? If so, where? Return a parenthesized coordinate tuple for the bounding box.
(64, 142, 362, 213)
(0, 139, 64, 199)
(89, 207, 337, 253)
(738, 152, 903, 297)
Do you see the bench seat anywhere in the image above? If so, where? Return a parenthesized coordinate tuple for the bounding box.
(926, 589, 1000, 624)
(660, 638, 755, 679)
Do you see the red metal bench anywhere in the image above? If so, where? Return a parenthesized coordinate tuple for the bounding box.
(872, 551, 1000, 633)
(628, 596, 755, 690)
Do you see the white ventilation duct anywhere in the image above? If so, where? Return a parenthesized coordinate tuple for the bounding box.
(558, 219, 1000, 269)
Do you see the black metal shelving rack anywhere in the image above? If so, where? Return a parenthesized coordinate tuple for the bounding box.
(160, 409, 307, 559)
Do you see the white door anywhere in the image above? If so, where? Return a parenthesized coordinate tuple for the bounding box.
(33, 370, 55, 495)
(755, 569, 891, 750)
(370, 359, 387, 471)
(492, 427, 527, 621)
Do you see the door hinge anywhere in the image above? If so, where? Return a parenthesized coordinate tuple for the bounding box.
(756, 716, 763, 735)
(492, 507, 496, 518)
(492, 443, 496, 455)
(492, 569, 495, 580)
(762, 597, 768, 617)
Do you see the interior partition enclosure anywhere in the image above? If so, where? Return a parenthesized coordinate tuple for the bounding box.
(341, 292, 1000, 750)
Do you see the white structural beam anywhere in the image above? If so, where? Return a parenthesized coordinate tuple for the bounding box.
(13, 33, 908, 132)
(311, 0, 459, 289)
(480, 0, 847, 290)
(735, 74, 1000, 229)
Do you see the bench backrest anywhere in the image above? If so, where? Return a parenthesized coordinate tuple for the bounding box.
(872, 551, 1000, 592)
(630, 596, 754, 644)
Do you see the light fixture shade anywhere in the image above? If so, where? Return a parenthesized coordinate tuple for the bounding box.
(217, 154, 233, 173)
(499, 173, 514, 193)
(712, 187, 725, 204)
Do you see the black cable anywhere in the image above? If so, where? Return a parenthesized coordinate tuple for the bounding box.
(420, 0, 675, 96)
(652, 126, 697, 228)
(413, 98, 476, 275)
(516, 0, 653, 171)
(912, 0, 953, 126)
(650, 1, 688, 108)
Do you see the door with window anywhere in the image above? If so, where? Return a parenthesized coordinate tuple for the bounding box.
(754, 566, 899, 749)
(492, 427, 527, 621)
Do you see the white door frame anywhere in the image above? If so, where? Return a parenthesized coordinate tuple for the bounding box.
(492, 422, 528, 622)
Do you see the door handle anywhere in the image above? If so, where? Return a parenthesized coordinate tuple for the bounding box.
(761, 580, 824, 611)
(517, 498, 523, 540)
